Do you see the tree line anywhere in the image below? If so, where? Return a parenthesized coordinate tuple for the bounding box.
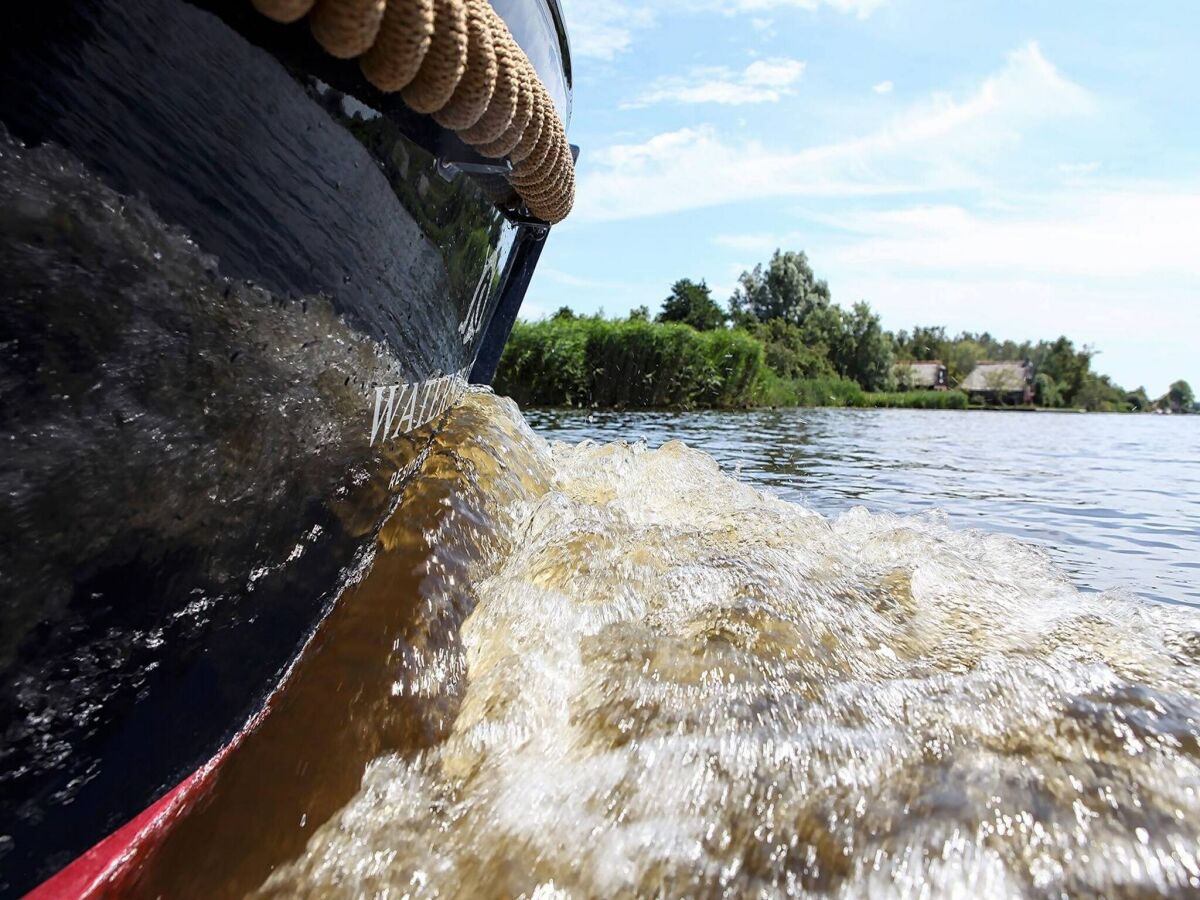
(627, 248, 1192, 413)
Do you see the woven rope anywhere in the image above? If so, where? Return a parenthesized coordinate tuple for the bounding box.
(310, 0, 386, 59)
(508, 91, 544, 164)
(518, 136, 571, 199)
(521, 158, 572, 206)
(458, 8, 517, 145)
(402, 0, 467, 113)
(477, 69, 534, 158)
(250, 0, 574, 222)
(509, 129, 563, 189)
(432, 0, 496, 130)
(519, 152, 570, 196)
(359, 0, 434, 92)
(522, 172, 572, 213)
(527, 181, 572, 223)
(519, 121, 554, 175)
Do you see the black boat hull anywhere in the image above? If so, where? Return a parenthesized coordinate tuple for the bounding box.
(0, 0, 567, 893)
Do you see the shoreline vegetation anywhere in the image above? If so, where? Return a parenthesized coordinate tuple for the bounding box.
(497, 248, 1196, 414)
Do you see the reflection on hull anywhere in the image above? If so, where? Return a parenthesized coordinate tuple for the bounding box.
(0, 125, 422, 895)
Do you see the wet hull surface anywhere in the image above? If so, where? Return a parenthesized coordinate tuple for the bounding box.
(0, 0, 537, 891)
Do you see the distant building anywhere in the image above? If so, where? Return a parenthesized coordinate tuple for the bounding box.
(961, 361, 1034, 405)
(893, 360, 948, 391)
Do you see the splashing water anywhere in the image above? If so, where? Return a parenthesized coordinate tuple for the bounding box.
(235, 391, 1200, 898)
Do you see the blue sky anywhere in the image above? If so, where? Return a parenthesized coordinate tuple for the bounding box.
(529, 0, 1200, 396)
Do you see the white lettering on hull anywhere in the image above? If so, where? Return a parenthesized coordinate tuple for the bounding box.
(369, 250, 500, 445)
(458, 248, 500, 346)
(369, 368, 470, 445)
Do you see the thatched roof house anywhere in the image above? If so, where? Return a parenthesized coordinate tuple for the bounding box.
(893, 360, 948, 390)
(961, 361, 1034, 404)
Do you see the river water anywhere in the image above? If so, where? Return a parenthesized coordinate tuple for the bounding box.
(526, 407, 1200, 608)
(130, 391, 1200, 898)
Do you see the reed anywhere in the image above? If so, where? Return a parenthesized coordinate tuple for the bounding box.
(495, 318, 764, 408)
(855, 389, 970, 409)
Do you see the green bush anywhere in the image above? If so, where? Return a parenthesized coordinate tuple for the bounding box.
(751, 373, 870, 407)
(852, 390, 969, 410)
(495, 318, 764, 409)
(749, 377, 968, 410)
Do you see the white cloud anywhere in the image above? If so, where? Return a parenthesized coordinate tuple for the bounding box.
(518, 300, 551, 322)
(722, 190, 1200, 281)
(538, 267, 654, 293)
(627, 58, 807, 107)
(577, 42, 1093, 221)
(560, 0, 655, 60)
(697, 0, 889, 18)
(560, 0, 885, 60)
(825, 191, 1200, 279)
(713, 188, 1200, 393)
(1058, 161, 1101, 175)
(873, 80, 894, 94)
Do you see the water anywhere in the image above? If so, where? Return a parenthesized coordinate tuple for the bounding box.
(130, 391, 1200, 898)
(526, 407, 1200, 607)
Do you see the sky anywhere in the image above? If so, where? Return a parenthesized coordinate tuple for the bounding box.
(527, 0, 1200, 396)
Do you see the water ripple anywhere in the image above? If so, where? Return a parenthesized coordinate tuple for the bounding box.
(525, 408, 1200, 606)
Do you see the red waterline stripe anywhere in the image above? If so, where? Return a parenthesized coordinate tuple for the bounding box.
(25, 707, 267, 900)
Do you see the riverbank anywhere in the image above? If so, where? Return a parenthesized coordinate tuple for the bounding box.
(496, 316, 963, 411)
(503, 248, 1197, 414)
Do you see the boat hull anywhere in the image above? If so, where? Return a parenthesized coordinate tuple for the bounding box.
(0, 0, 563, 893)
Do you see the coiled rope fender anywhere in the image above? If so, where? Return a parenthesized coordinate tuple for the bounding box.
(252, 0, 574, 223)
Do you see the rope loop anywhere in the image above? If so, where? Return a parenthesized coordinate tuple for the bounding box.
(359, 0, 434, 92)
(432, 0, 497, 130)
(478, 69, 534, 159)
(402, 0, 468, 113)
(459, 8, 518, 145)
(309, 0, 386, 59)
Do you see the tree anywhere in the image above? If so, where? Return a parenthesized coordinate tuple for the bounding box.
(894, 364, 919, 391)
(1034, 373, 1062, 408)
(944, 339, 985, 386)
(1125, 387, 1151, 411)
(551, 306, 575, 321)
(657, 279, 725, 331)
(1166, 380, 1195, 413)
(832, 301, 894, 391)
(1075, 373, 1126, 412)
(1034, 337, 1093, 405)
(729, 249, 831, 327)
(778, 302, 842, 368)
(629, 305, 650, 321)
(752, 320, 836, 380)
(982, 366, 1020, 405)
(895, 325, 948, 362)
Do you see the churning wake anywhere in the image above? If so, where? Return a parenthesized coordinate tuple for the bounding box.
(250, 391, 1200, 898)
